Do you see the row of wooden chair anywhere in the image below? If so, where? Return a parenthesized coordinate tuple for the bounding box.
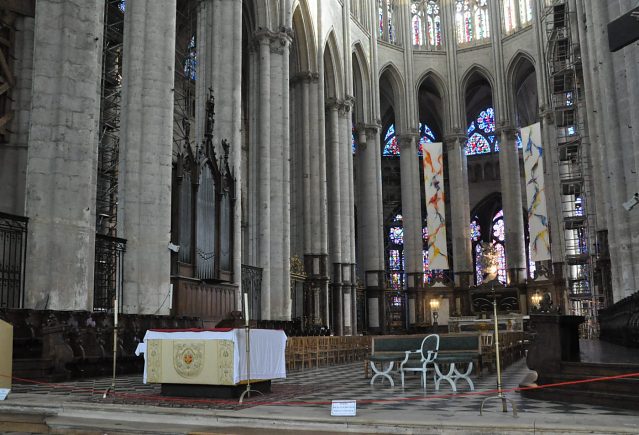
(285, 336, 372, 371)
(479, 331, 526, 372)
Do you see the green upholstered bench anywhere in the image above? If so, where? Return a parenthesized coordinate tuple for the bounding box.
(367, 333, 480, 390)
(431, 334, 480, 391)
(368, 335, 426, 386)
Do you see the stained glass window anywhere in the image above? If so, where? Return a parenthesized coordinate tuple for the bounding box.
(384, 122, 436, 156)
(118, 0, 125, 12)
(352, 125, 357, 154)
(519, 0, 533, 26)
(411, 1, 442, 49)
(389, 226, 404, 244)
(387, 214, 405, 290)
(422, 226, 429, 242)
(475, 243, 483, 285)
(379, 1, 384, 37)
(417, 122, 436, 156)
(455, 0, 490, 44)
(465, 107, 495, 155)
(184, 36, 197, 81)
(383, 124, 400, 156)
(387, 0, 396, 44)
(504, 0, 517, 32)
(528, 238, 536, 278)
(470, 219, 481, 241)
(472, 210, 507, 285)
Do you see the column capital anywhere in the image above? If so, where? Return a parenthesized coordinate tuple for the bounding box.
(443, 132, 467, 144)
(290, 71, 314, 85)
(325, 97, 342, 111)
(397, 132, 420, 151)
(363, 123, 381, 137)
(540, 106, 555, 124)
(495, 124, 518, 139)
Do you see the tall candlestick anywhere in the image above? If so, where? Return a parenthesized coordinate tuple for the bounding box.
(244, 293, 249, 326)
(114, 298, 118, 327)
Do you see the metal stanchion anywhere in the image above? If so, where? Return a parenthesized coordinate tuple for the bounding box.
(480, 289, 517, 417)
(103, 297, 119, 399)
(239, 292, 262, 404)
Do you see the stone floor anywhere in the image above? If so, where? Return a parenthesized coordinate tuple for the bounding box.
(1, 339, 639, 434)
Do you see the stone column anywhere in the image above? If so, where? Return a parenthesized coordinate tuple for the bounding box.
(498, 127, 527, 283)
(357, 125, 385, 333)
(326, 100, 343, 334)
(256, 33, 272, 319)
(442, 0, 472, 289)
(24, 0, 105, 310)
(119, 0, 176, 314)
(445, 134, 473, 286)
(398, 133, 422, 327)
(489, 0, 527, 284)
(1, 14, 34, 216)
(588, 0, 635, 299)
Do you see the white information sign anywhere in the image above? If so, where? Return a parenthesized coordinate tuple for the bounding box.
(331, 400, 356, 416)
(0, 389, 9, 400)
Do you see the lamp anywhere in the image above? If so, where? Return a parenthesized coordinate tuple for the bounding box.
(429, 298, 440, 327)
(531, 291, 542, 309)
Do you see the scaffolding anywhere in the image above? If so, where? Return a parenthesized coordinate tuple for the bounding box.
(96, 0, 124, 236)
(94, 0, 125, 310)
(544, 1, 598, 317)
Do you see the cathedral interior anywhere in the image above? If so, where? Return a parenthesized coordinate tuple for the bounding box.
(0, 0, 638, 339)
(1, 1, 639, 431)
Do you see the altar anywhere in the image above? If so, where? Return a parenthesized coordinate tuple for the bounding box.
(135, 328, 287, 389)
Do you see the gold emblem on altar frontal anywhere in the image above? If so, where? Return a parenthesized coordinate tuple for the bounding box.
(173, 342, 205, 378)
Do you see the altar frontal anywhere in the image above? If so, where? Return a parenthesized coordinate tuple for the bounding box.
(137, 328, 287, 389)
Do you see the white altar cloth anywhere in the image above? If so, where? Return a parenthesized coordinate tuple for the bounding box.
(136, 328, 287, 385)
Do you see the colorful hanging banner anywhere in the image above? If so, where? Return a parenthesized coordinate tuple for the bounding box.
(521, 122, 551, 261)
(422, 142, 449, 270)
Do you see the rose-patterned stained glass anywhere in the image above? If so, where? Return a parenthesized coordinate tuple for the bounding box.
(465, 107, 496, 156)
(470, 220, 481, 242)
(389, 249, 402, 270)
(477, 108, 495, 133)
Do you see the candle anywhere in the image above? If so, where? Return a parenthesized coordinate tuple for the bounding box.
(114, 298, 118, 327)
(244, 293, 249, 326)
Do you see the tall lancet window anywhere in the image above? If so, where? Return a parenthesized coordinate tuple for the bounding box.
(411, 0, 442, 50)
(504, 0, 517, 32)
(472, 210, 507, 285)
(379, 0, 399, 45)
(455, 0, 490, 44)
(519, 0, 533, 26)
(387, 214, 405, 291)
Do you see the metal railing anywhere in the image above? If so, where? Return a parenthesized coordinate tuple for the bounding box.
(93, 234, 126, 311)
(0, 212, 28, 308)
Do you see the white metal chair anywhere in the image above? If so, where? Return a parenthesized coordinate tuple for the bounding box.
(400, 334, 439, 389)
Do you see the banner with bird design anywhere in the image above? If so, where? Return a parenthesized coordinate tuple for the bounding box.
(422, 141, 449, 270)
(522, 122, 551, 261)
